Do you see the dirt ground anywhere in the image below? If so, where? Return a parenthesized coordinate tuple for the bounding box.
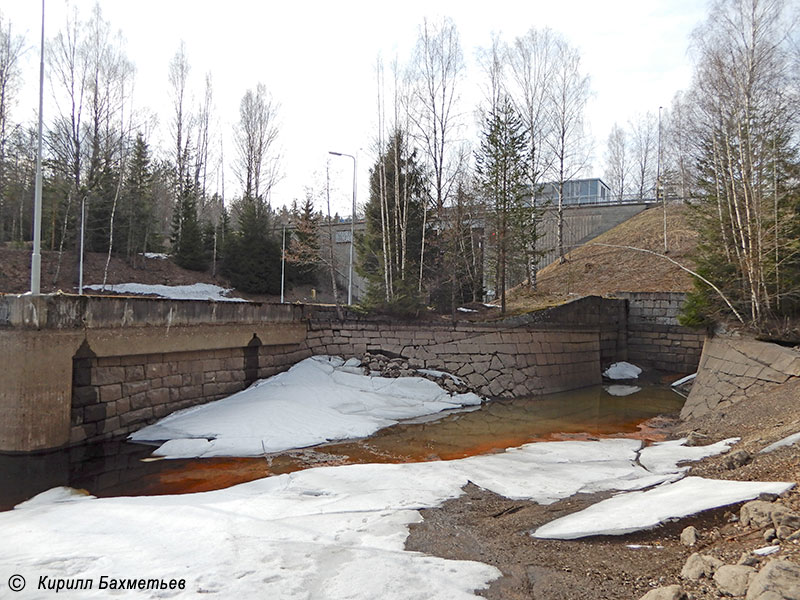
(405, 378, 800, 600)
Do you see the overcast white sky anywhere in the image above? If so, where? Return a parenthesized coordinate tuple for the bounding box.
(5, 0, 709, 217)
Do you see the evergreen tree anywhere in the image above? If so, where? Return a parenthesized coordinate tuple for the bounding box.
(223, 196, 281, 294)
(287, 195, 321, 285)
(119, 133, 158, 260)
(356, 130, 426, 313)
(171, 175, 207, 270)
(475, 96, 532, 314)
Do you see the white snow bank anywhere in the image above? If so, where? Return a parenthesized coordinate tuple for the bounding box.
(142, 252, 169, 259)
(416, 368, 465, 385)
(84, 282, 246, 302)
(532, 476, 794, 539)
(760, 431, 800, 453)
(457, 307, 478, 313)
(603, 361, 642, 380)
(131, 356, 483, 458)
(14, 486, 95, 509)
(671, 373, 697, 387)
(638, 438, 739, 475)
(604, 385, 641, 397)
(1, 435, 769, 598)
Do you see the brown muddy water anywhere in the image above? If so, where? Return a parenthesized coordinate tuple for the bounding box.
(0, 385, 684, 510)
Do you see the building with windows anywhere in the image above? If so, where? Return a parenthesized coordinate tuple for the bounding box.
(535, 178, 612, 205)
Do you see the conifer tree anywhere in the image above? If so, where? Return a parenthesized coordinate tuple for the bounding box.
(475, 96, 532, 314)
(171, 175, 207, 270)
(223, 196, 281, 294)
(287, 195, 321, 285)
(356, 130, 425, 313)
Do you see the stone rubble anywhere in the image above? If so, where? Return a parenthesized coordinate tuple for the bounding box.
(361, 351, 479, 396)
(644, 497, 800, 600)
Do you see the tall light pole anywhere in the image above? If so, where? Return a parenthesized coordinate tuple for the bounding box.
(30, 0, 45, 294)
(328, 151, 357, 305)
(657, 105, 666, 253)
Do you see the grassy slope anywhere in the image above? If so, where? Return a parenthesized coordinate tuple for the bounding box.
(503, 203, 698, 313)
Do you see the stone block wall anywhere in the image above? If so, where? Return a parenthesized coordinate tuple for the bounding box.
(306, 318, 601, 398)
(71, 343, 308, 445)
(615, 292, 704, 373)
(680, 336, 800, 420)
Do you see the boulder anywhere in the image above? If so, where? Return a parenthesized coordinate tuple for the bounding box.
(681, 552, 724, 580)
(714, 564, 755, 597)
(746, 559, 800, 600)
(724, 449, 753, 469)
(742, 500, 800, 534)
(741, 501, 781, 529)
(639, 585, 687, 600)
(680, 526, 698, 546)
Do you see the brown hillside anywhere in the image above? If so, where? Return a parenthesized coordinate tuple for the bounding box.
(0, 246, 226, 295)
(520, 203, 697, 300)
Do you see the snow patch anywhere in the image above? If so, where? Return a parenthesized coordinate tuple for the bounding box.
(532, 477, 794, 539)
(84, 282, 246, 302)
(638, 438, 739, 475)
(760, 431, 800, 453)
(2, 435, 781, 597)
(131, 356, 483, 458)
(416, 369, 465, 385)
(603, 361, 642, 380)
(671, 373, 697, 387)
(14, 487, 95, 509)
(753, 545, 780, 556)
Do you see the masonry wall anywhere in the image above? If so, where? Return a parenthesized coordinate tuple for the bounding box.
(305, 315, 601, 398)
(615, 292, 704, 373)
(71, 343, 311, 445)
(1, 293, 706, 452)
(680, 336, 800, 420)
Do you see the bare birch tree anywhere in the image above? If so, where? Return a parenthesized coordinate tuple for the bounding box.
(629, 111, 658, 200)
(507, 27, 557, 287)
(684, 0, 799, 325)
(234, 83, 279, 201)
(604, 123, 628, 200)
(0, 12, 24, 242)
(169, 42, 191, 197)
(408, 17, 465, 296)
(545, 38, 591, 263)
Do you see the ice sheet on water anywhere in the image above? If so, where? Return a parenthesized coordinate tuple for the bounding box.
(603, 361, 642, 380)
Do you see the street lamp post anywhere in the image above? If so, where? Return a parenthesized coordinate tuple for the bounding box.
(30, 0, 45, 294)
(328, 151, 357, 305)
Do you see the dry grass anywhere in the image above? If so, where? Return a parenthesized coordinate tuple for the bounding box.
(504, 203, 698, 312)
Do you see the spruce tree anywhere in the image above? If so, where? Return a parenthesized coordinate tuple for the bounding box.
(119, 133, 158, 260)
(223, 196, 281, 294)
(475, 96, 532, 314)
(171, 175, 207, 271)
(287, 195, 321, 285)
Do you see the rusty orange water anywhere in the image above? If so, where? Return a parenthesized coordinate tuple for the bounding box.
(0, 385, 684, 508)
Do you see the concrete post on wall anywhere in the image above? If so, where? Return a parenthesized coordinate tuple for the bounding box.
(0, 328, 83, 452)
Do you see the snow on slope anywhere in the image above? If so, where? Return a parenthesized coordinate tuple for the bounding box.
(85, 282, 246, 301)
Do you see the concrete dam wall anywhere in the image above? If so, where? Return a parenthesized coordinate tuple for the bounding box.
(0, 293, 703, 453)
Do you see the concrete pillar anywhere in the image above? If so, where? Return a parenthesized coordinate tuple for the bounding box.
(0, 329, 82, 452)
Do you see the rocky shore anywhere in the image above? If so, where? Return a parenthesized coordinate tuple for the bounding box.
(404, 363, 800, 599)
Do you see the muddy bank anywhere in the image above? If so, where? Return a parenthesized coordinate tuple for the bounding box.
(405, 379, 800, 599)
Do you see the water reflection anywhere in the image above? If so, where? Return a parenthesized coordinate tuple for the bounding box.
(0, 385, 683, 510)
